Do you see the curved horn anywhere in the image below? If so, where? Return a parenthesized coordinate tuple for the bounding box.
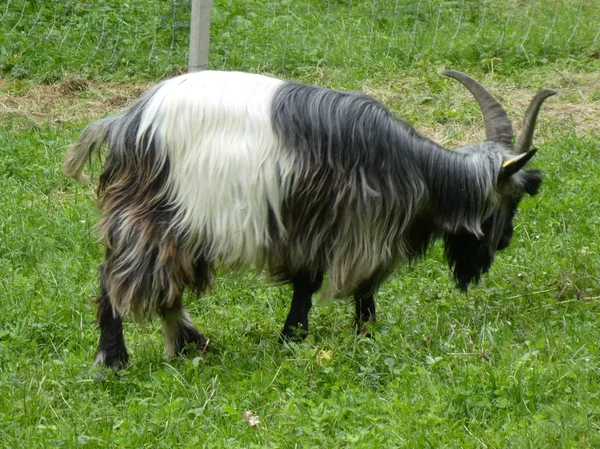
(442, 70, 514, 146)
(516, 88, 557, 154)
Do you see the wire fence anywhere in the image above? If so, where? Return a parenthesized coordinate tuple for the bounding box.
(0, 0, 598, 81)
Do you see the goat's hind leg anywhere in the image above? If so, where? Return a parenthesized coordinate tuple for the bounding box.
(157, 253, 212, 358)
(160, 297, 208, 358)
(94, 266, 129, 371)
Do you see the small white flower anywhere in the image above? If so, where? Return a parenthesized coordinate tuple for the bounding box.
(243, 410, 261, 428)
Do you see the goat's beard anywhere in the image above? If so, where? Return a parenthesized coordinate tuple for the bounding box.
(444, 232, 495, 292)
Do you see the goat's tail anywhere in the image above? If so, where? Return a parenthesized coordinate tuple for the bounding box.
(63, 115, 119, 185)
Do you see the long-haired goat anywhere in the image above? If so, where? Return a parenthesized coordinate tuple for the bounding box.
(65, 70, 555, 370)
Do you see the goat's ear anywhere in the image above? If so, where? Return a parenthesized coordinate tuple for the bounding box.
(500, 149, 537, 178)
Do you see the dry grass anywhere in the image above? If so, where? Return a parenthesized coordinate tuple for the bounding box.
(1, 70, 598, 145)
(0, 78, 152, 127)
(365, 70, 600, 146)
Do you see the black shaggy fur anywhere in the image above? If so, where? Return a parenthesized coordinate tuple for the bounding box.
(270, 82, 501, 289)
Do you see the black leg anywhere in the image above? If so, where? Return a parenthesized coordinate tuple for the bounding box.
(280, 271, 323, 342)
(160, 301, 208, 358)
(94, 284, 129, 372)
(354, 280, 378, 333)
(93, 255, 129, 372)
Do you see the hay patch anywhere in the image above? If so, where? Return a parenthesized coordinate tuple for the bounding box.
(1, 70, 598, 143)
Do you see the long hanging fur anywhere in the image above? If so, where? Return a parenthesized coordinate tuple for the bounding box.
(268, 82, 501, 297)
(65, 70, 546, 323)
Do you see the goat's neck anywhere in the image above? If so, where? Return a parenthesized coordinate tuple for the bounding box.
(410, 134, 495, 235)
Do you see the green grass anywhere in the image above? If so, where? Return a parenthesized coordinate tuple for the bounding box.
(1, 1, 600, 447)
(1, 0, 599, 82)
(1, 63, 600, 447)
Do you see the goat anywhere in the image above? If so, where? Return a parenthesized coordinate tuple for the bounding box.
(64, 70, 555, 370)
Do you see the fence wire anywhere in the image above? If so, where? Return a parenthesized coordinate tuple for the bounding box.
(0, 0, 598, 81)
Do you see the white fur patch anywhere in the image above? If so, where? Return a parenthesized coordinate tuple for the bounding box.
(93, 350, 106, 366)
(137, 71, 287, 267)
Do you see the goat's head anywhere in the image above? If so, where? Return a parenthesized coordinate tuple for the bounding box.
(441, 70, 556, 291)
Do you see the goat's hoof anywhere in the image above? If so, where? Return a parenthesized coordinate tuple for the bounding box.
(279, 326, 308, 343)
(180, 337, 210, 355)
(355, 321, 377, 338)
(358, 330, 375, 339)
(178, 328, 210, 355)
(93, 349, 129, 375)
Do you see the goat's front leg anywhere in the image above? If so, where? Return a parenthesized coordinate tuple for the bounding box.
(353, 280, 378, 334)
(280, 271, 323, 341)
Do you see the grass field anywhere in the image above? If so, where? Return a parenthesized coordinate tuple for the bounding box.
(2, 0, 599, 82)
(1, 1, 600, 447)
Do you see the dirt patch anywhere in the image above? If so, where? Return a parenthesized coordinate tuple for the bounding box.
(59, 78, 91, 96)
(0, 78, 152, 126)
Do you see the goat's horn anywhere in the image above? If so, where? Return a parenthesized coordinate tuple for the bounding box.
(442, 70, 514, 146)
(516, 89, 557, 154)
